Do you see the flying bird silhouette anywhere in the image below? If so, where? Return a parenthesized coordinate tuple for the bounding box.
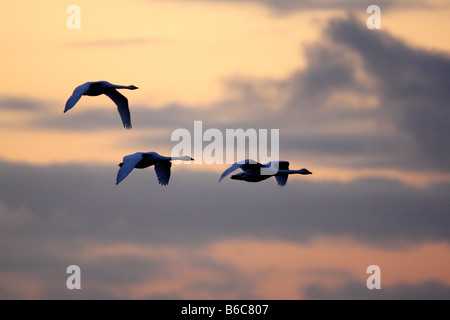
(64, 81, 138, 129)
(116, 152, 194, 186)
(219, 159, 312, 186)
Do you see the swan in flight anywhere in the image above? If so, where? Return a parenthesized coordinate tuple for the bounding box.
(219, 159, 312, 186)
(116, 152, 194, 186)
(64, 81, 138, 129)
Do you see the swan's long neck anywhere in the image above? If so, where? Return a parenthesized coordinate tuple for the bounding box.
(114, 85, 136, 89)
(277, 169, 311, 175)
(170, 156, 193, 161)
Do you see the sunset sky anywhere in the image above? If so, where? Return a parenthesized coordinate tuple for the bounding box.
(0, 0, 449, 299)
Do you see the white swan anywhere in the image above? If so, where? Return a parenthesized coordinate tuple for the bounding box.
(219, 159, 312, 186)
(116, 152, 194, 186)
(64, 81, 138, 129)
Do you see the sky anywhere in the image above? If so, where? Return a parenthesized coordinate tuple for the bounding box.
(0, 0, 449, 299)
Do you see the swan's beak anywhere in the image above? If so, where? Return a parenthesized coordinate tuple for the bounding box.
(190, 157, 194, 161)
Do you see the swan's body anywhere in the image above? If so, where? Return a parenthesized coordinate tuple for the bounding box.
(116, 152, 194, 186)
(219, 159, 312, 186)
(64, 81, 138, 129)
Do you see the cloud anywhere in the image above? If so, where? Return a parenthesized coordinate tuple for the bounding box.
(35, 104, 207, 131)
(0, 160, 448, 248)
(0, 156, 448, 298)
(325, 16, 450, 169)
(0, 96, 49, 112)
(224, 15, 450, 170)
(162, 0, 433, 13)
(304, 279, 450, 299)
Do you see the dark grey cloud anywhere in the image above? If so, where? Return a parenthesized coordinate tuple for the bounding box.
(304, 279, 450, 300)
(0, 96, 48, 112)
(34, 100, 273, 132)
(81, 255, 163, 285)
(226, 15, 450, 170)
(201, 16, 450, 171)
(283, 46, 374, 113)
(42, 106, 134, 131)
(325, 16, 450, 169)
(162, 0, 431, 13)
(0, 160, 448, 248)
(31, 100, 409, 170)
(0, 159, 448, 298)
(38, 104, 211, 131)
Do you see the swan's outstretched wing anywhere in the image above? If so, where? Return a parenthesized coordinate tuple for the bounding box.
(275, 174, 289, 187)
(64, 83, 90, 113)
(116, 153, 143, 185)
(218, 159, 262, 182)
(104, 89, 132, 129)
(154, 161, 172, 186)
(219, 163, 242, 183)
(270, 161, 290, 186)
